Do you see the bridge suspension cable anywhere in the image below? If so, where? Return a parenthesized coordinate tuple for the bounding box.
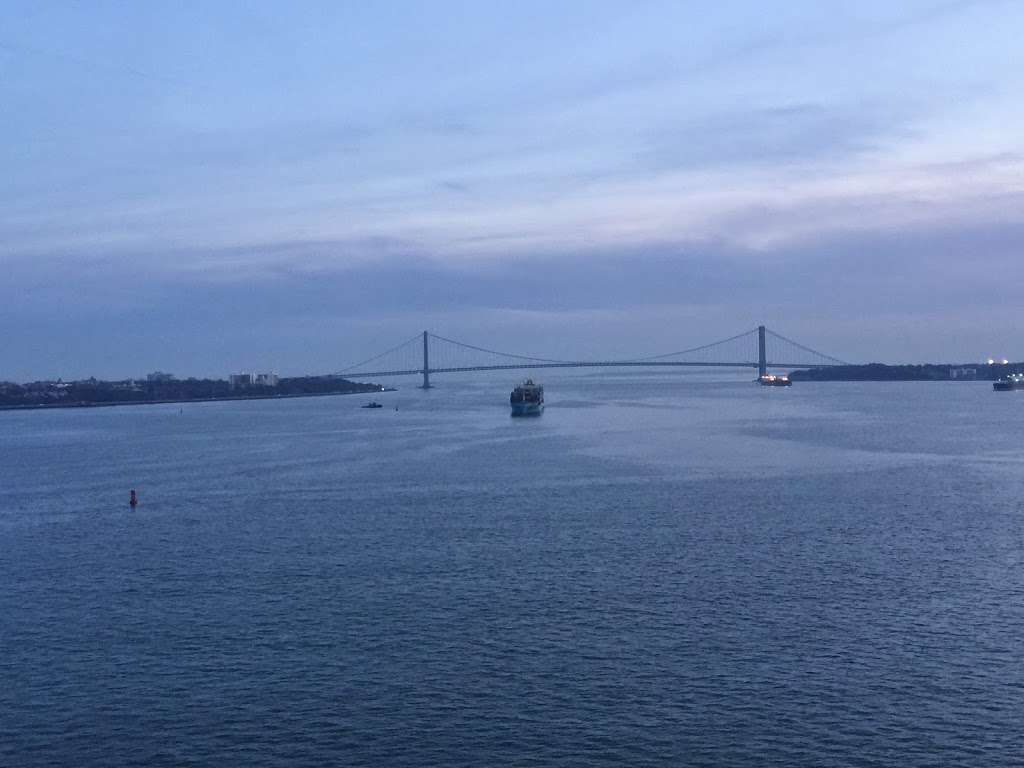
(428, 333, 573, 365)
(623, 328, 759, 363)
(764, 329, 849, 366)
(336, 334, 422, 375)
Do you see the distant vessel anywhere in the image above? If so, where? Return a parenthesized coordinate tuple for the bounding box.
(993, 374, 1024, 391)
(759, 374, 791, 387)
(362, 402, 383, 408)
(510, 379, 544, 416)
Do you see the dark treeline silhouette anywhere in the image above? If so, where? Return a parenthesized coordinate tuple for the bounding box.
(0, 375, 386, 409)
(790, 363, 1023, 382)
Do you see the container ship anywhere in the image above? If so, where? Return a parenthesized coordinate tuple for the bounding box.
(510, 379, 544, 416)
(993, 373, 1024, 391)
(758, 374, 791, 387)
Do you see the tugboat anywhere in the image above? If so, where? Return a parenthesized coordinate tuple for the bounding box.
(362, 402, 384, 408)
(758, 374, 791, 387)
(993, 373, 1024, 391)
(510, 379, 544, 416)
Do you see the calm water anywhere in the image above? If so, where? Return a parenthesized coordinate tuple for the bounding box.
(2, 372, 1023, 766)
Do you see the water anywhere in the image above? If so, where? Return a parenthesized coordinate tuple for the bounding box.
(2, 372, 1023, 766)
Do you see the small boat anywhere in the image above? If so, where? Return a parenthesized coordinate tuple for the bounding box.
(758, 374, 791, 387)
(510, 379, 544, 416)
(362, 402, 383, 408)
(993, 373, 1024, 391)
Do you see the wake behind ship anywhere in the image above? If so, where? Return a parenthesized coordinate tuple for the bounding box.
(510, 379, 544, 416)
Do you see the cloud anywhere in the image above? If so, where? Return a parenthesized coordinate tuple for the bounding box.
(3, 204, 1023, 381)
(636, 101, 919, 172)
(3, 2, 1024, 379)
(705, 152, 1024, 250)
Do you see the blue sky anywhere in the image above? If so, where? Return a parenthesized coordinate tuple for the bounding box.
(2, 1, 1023, 380)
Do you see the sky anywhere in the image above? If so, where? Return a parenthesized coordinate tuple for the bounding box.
(2, 0, 1023, 380)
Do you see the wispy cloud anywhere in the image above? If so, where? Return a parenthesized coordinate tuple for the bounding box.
(636, 101, 919, 172)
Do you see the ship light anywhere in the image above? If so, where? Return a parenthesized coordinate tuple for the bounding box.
(1003, 360, 1009, 365)
(988, 359, 995, 364)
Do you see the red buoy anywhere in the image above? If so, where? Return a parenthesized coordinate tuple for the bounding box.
(129, 489, 138, 507)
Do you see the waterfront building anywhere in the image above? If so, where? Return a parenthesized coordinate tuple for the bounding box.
(229, 373, 256, 390)
(949, 367, 977, 380)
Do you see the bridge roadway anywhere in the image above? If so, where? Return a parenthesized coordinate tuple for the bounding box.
(345, 360, 813, 378)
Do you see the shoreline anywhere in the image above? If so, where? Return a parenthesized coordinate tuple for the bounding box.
(0, 388, 393, 412)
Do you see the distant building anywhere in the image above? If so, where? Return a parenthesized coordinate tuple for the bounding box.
(229, 373, 256, 390)
(147, 371, 175, 382)
(230, 372, 279, 390)
(950, 367, 976, 380)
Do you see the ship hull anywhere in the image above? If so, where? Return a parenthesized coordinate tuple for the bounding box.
(511, 401, 544, 416)
(993, 380, 1024, 391)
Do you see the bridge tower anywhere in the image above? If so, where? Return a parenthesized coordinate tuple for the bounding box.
(758, 325, 767, 377)
(421, 331, 432, 389)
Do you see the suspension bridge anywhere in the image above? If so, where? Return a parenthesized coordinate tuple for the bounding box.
(335, 326, 848, 388)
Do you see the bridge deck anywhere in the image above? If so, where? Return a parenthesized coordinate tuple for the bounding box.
(340, 360, 831, 378)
